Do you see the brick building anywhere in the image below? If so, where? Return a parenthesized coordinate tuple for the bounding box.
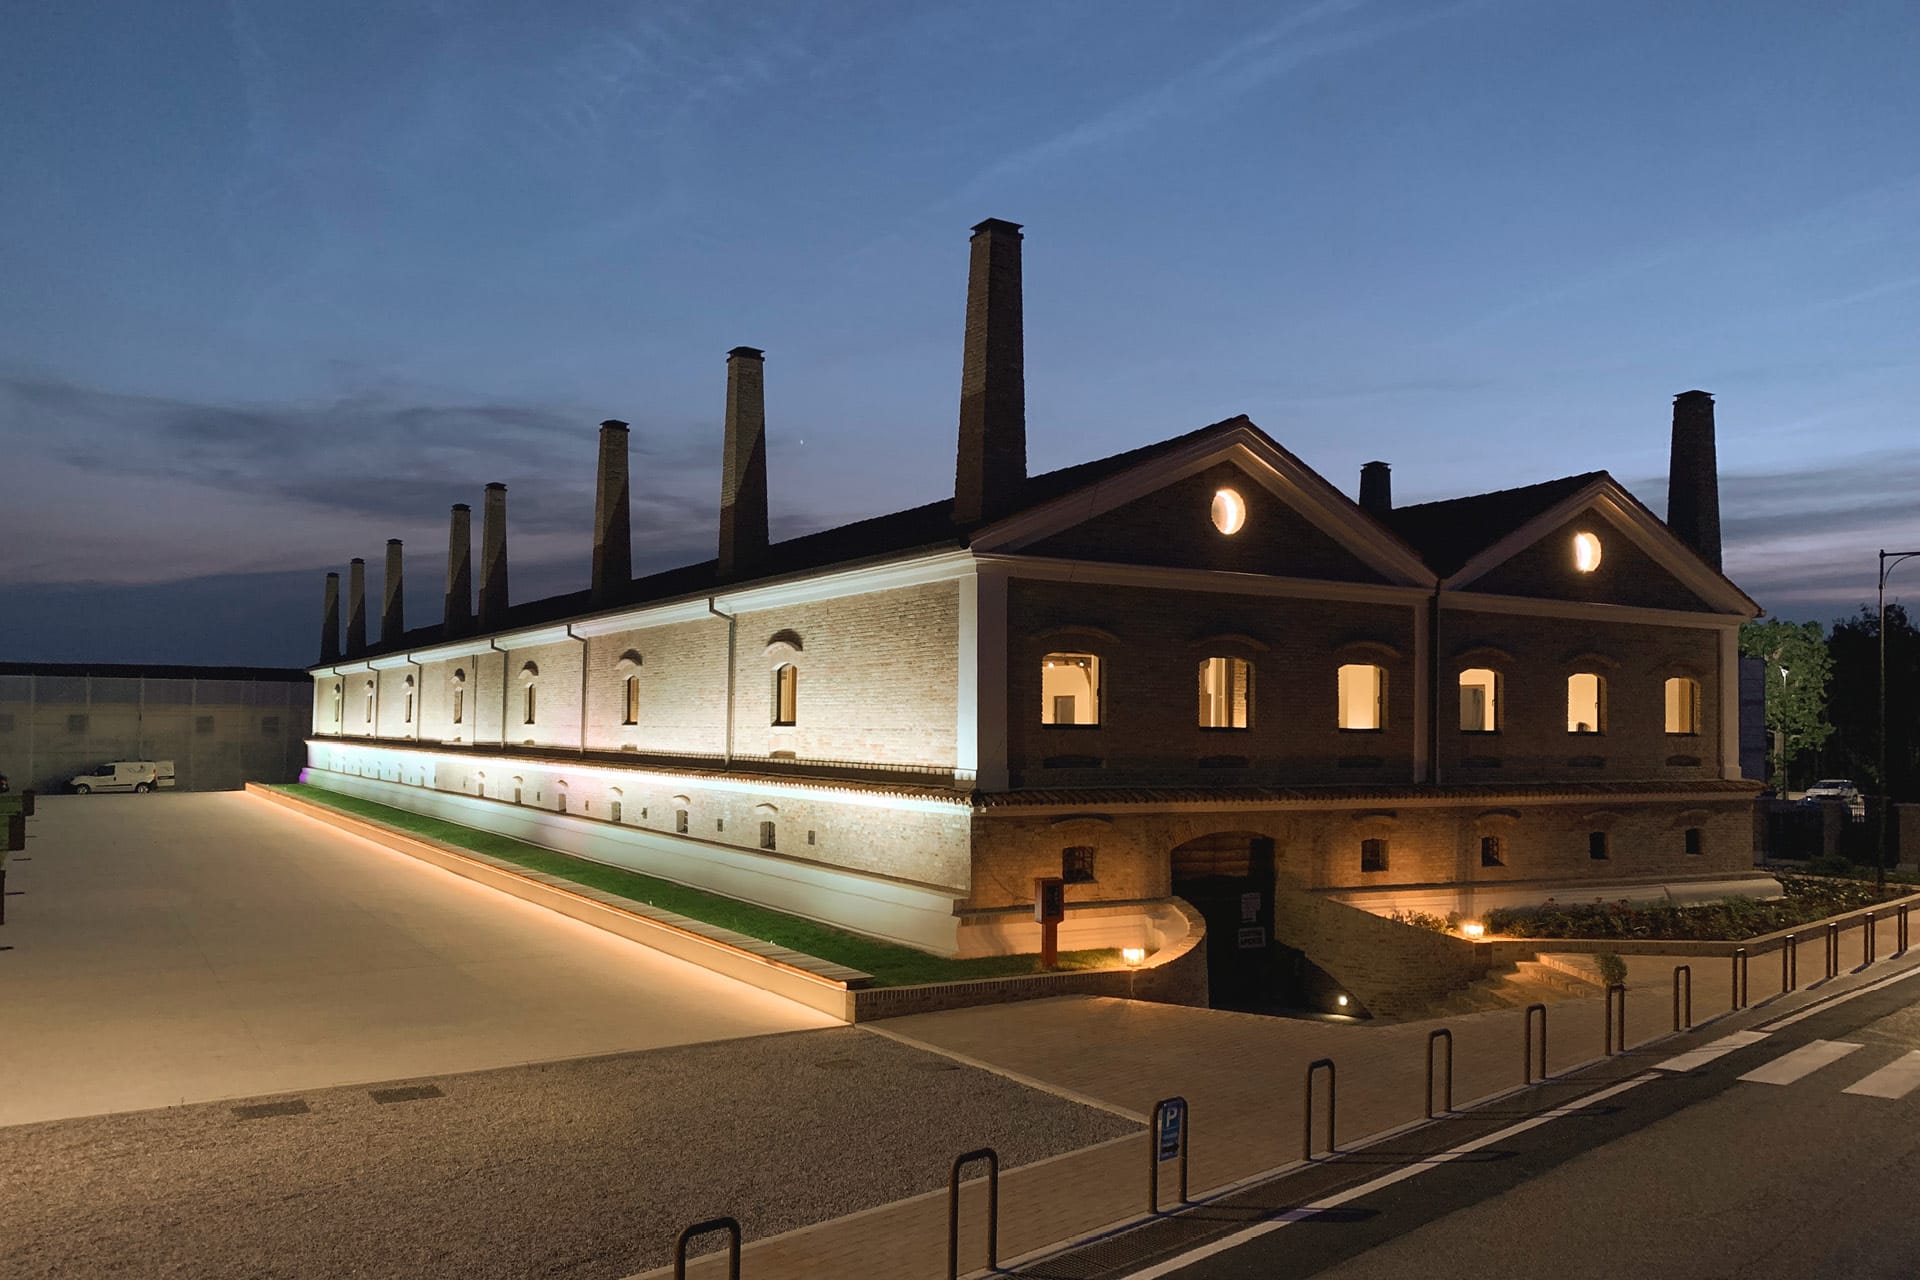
(304, 218, 1769, 1005)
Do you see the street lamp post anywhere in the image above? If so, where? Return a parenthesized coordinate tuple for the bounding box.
(1876, 550, 1920, 892)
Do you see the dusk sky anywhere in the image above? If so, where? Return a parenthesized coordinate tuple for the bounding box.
(4, 0, 1916, 667)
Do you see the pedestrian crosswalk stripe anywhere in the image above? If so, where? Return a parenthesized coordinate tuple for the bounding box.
(1652, 1030, 1770, 1073)
(1738, 1039, 1864, 1086)
(1842, 1050, 1920, 1099)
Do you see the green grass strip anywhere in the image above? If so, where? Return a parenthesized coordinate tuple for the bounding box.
(275, 783, 1117, 988)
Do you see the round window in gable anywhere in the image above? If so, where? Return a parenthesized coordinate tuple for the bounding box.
(1572, 531, 1603, 573)
(1211, 488, 1247, 535)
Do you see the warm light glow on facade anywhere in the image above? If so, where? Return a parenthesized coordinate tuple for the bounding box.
(1197, 656, 1252, 729)
(1664, 675, 1699, 734)
(1211, 487, 1247, 535)
(1567, 672, 1604, 733)
(1040, 653, 1101, 725)
(1572, 531, 1603, 573)
(1337, 663, 1385, 730)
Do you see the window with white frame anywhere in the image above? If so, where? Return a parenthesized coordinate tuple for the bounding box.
(1567, 673, 1606, 734)
(1337, 663, 1385, 730)
(1459, 668, 1498, 732)
(772, 663, 797, 726)
(1197, 657, 1252, 729)
(1664, 676, 1700, 735)
(1041, 653, 1101, 726)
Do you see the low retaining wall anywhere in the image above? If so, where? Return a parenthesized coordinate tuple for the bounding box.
(851, 901, 1210, 1019)
(1483, 889, 1920, 963)
(1273, 886, 1491, 1018)
(302, 767, 962, 955)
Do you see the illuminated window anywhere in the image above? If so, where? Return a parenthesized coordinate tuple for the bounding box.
(759, 820, 776, 851)
(452, 688, 464, 725)
(1360, 838, 1389, 872)
(1459, 668, 1498, 732)
(1041, 653, 1102, 726)
(1573, 531, 1603, 573)
(1211, 487, 1247, 535)
(1480, 835, 1505, 867)
(1063, 846, 1096, 883)
(1588, 831, 1609, 860)
(523, 684, 536, 725)
(1664, 676, 1700, 735)
(623, 675, 640, 726)
(771, 664, 798, 726)
(1338, 664, 1386, 730)
(1197, 657, 1252, 729)
(1567, 673, 1605, 733)
(1684, 827, 1703, 856)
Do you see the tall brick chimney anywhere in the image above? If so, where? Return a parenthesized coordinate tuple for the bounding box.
(382, 539, 405, 644)
(592, 419, 632, 605)
(954, 218, 1027, 526)
(1667, 390, 1722, 571)
(479, 482, 509, 631)
(320, 571, 341, 664)
(1359, 461, 1392, 516)
(445, 503, 472, 637)
(346, 558, 367, 657)
(718, 347, 769, 578)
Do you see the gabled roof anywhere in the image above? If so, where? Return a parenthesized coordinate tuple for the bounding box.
(355, 419, 1241, 658)
(1384, 472, 1606, 578)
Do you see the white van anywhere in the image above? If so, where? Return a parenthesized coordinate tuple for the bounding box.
(68, 761, 161, 794)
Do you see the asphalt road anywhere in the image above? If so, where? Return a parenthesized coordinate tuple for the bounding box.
(1088, 959, 1920, 1279)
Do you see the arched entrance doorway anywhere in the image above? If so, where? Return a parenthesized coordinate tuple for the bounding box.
(1170, 831, 1278, 1010)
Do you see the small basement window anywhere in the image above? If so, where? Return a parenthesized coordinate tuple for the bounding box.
(759, 820, 776, 851)
(623, 675, 640, 726)
(1338, 664, 1386, 731)
(1480, 834, 1505, 867)
(1360, 837, 1389, 873)
(523, 684, 536, 726)
(609, 800, 622, 824)
(1588, 831, 1609, 860)
(1041, 653, 1102, 726)
(1062, 846, 1096, 884)
(1684, 827, 1703, 856)
(674, 809, 689, 834)
(452, 688, 464, 725)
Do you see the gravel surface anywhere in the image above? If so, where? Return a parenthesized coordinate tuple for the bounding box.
(0, 1026, 1137, 1279)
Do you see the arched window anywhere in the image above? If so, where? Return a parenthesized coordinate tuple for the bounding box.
(1197, 657, 1252, 729)
(1684, 827, 1703, 856)
(622, 675, 640, 726)
(1360, 837, 1389, 872)
(331, 681, 343, 723)
(1567, 673, 1606, 734)
(523, 684, 536, 725)
(1459, 668, 1499, 732)
(1664, 676, 1700, 735)
(1041, 652, 1101, 726)
(1062, 846, 1097, 883)
(451, 668, 466, 726)
(554, 780, 569, 813)
(608, 787, 623, 824)
(1337, 664, 1386, 731)
(364, 679, 376, 724)
(1480, 834, 1505, 867)
(772, 663, 798, 726)
(403, 674, 416, 725)
(1588, 830, 1610, 860)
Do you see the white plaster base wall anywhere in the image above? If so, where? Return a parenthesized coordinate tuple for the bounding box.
(303, 767, 963, 955)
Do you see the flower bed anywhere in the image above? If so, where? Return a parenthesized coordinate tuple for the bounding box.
(1486, 875, 1909, 942)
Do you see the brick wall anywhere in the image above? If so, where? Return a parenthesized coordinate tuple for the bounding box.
(1024, 461, 1388, 583)
(1439, 608, 1725, 783)
(1006, 578, 1421, 789)
(1470, 507, 1715, 613)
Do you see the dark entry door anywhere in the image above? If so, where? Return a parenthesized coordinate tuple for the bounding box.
(1170, 833, 1277, 1010)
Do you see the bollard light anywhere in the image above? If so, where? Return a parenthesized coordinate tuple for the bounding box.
(1336, 994, 1350, 1008)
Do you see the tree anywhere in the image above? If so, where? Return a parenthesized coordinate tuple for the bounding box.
(1739, 618, 1833, 793)
(1820, 603, 1920, 803)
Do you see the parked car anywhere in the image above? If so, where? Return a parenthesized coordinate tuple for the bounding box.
(67, 761, 160, 795)
(1802, 778, 1866, 820)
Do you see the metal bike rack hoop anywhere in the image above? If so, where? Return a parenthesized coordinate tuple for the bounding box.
(673, 1216, 742, 1280)
(947, 1147, 999, 1280)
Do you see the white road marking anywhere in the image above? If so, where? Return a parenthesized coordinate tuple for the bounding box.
(1738, 1039, 1864, 1086)
(1760, 960, 1920, 1030)
(1843, 1050, 1920, 1099)
(1117, 1073, 1659, 1280)
(1652, 1030, 1770, 1073)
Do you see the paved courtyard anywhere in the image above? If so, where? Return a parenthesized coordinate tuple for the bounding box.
(0, 792, 835, 1126)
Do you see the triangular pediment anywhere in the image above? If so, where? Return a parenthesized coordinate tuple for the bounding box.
(1448, 478, 1757, 615)
(971, 422, 1434, 587)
